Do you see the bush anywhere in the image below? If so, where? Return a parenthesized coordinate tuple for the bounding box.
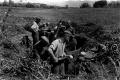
(80, 3, 91, 8)
(26, 3, 35, 8)
(65, 5, 69, 9)
(93, 0, 107, 8)
(2, 1, 9, 6)
(108, 1, 120, 8)
(40, 4, 48, 8)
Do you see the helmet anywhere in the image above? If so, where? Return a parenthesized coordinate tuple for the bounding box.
(35, 18, 41, 23)
(64, 30, 72, 35)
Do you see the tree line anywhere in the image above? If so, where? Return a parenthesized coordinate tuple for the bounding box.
(0, 0, 120, 8)
(80, 0, 120, 8)
(0, 1, 63, 9)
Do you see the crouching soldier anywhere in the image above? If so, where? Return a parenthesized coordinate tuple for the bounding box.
(48, 30, 73, 78)
(33, 36, 50, 61)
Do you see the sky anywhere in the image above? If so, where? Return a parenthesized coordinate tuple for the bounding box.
(0, 0, 119, 7)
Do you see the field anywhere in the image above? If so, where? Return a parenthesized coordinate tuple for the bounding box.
(11, 8, 120, 25)
(12, 8, 120, 36)
(0, 7, 120, 80)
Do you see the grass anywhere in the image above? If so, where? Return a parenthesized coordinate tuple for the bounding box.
(9, 8, 120, 25)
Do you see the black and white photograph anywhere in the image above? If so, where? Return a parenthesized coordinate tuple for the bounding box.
(0, 0, 119, 80)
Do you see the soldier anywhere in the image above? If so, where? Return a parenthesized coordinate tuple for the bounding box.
(48, 30, 73, 78)
(66, 20, 75, 35)
(31, 17, 41, 45)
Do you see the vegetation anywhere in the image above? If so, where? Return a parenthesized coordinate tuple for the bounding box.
(107, 1, 120, 8)
(65, 5, 69, 9)
(0, 7, 119, 80)
(0, 0, 120, 8)
(80, 3, 91, 8)
(93, 0, 107, 8)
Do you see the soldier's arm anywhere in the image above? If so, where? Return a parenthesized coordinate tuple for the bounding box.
(48, 40, 58, 62)
(48, 48, 57, 58)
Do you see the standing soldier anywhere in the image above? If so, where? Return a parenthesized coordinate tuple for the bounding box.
(48, 30, 73, 78)
(31, 18, 41, 45)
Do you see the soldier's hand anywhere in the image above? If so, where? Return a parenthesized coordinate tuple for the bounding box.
(68, 55, 73, 59)
(54, 57, 58, 63)
(79, 56, 85, 61)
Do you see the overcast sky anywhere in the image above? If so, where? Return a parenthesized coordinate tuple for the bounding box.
(0, 0, 119, 7)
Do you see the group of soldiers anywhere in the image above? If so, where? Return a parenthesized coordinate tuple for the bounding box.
(24, 17, 108, 79)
